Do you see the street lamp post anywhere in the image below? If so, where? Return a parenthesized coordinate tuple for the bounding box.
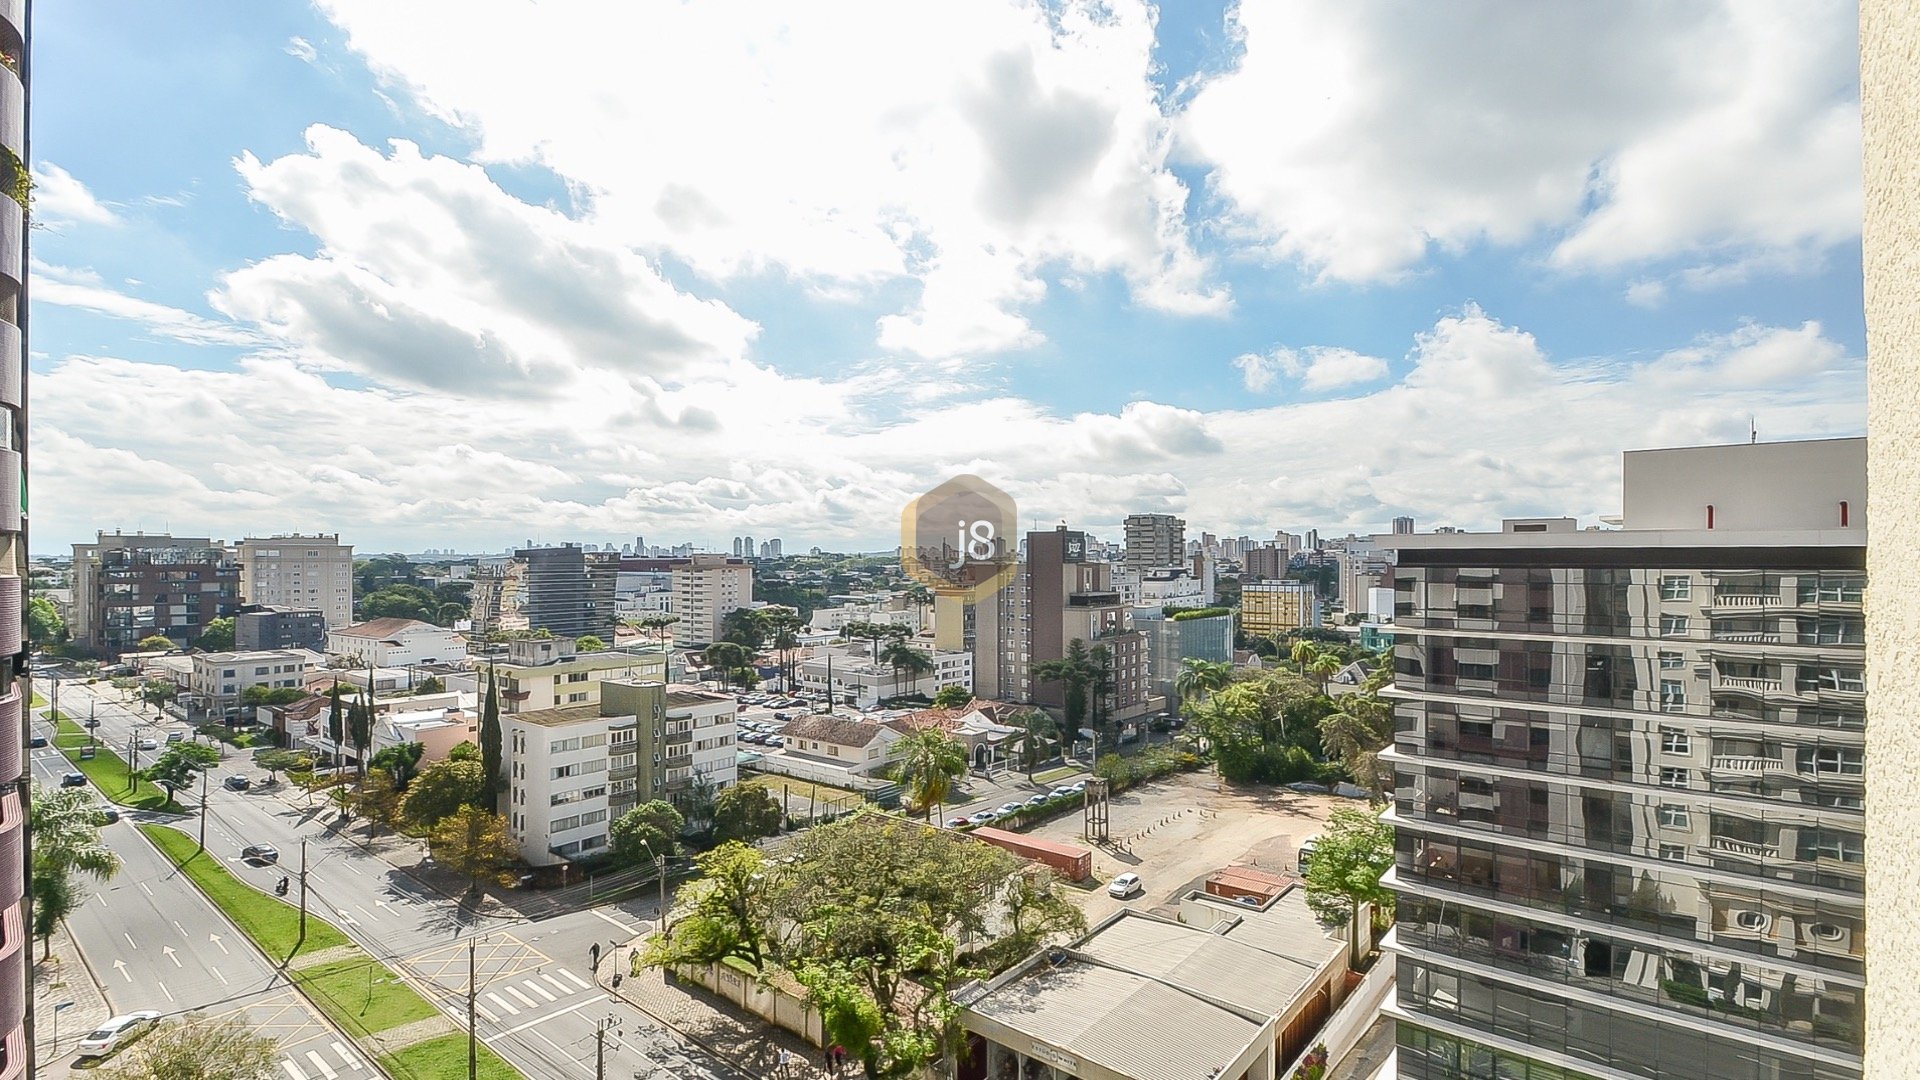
(51, 1000, 74, 1058)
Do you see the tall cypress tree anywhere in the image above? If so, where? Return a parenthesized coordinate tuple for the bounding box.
(327, 682, 345, 748)
(349, 692, 373, 781)
(480, 665, 502, 814)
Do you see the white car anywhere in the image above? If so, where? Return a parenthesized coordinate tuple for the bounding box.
(1108, 873, 1142, 899)
(75, 1011, 161, 1058)
(1297, 837, 1322, 875)
(137, 738, 158, 751)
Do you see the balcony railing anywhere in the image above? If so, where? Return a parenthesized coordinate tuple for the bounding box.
(1710, 632, 1781, 644)
(1711, 593, 1778, 608)
(663, 753, 693, 769)
(1708, 755, 1791, 776)
(1715, 676, 1783, 692)
(1708, 835, 1775, 858)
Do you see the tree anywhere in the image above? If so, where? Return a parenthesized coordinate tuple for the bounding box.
(347, 693, 373, 779)
(720, 607, 771, 652)
(480, 667, 503, 813)
(1290, 639, 1322, 677)
(94, 1012, 279, 1080)
(31, 868, 77, 961)
(879, 640, 934, 699)
(401, 759, 488, 828)
(1086, 644, 1115, 729)
(1033, 639, 1095, 735)
(765, 609, 804, 689)
(1308, 654, 1342, 694)
(641, 842, 772, 970)
(194, 617, 236, 652)
(701, 641, 749, 678)
(354, 770, 405, 837)
(139, 679, 180, 711)
(1009, 709, 1057, 779)
(30, 783, 121, 958)
(326, 682, 346, 750)
(429, 806, 520, 895)
(26, 594, 65, 644)
(681, 771, 720, 842)
(640, 614, 680, 644)
(448, 740, 481, 762)
(1320, 669, 1394, 796)
(610, 800, 684, 866)
(998, 865, 1087, 958)
(713, 783, 783, 843)
(252, 748, 313, 783)
(893, 727, 969, 821)
(574, 634, 608, 652)
(370, 742, 425, 787)
(142, 742, 220, 804)
(412, 675, 446, 695)
(1188, 669, 1326, 785)
(135, 633, 175, 652)
(241, 685, 305, 706)
(1174, 658, 1233, 710)
(931, 684, 972, 710)
(1302, 807, 1395, 967)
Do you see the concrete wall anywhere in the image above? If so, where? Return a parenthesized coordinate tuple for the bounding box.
(1621, 438, 1866, 531)
(676, 961, 826, 1047)
(1863, 3, 1920, 1076)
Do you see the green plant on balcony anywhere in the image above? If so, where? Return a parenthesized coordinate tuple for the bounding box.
(0, 145, 27, 211)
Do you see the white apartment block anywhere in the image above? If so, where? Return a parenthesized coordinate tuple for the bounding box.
(795, 642, 971, 707)
(188, 649, 315, 707)
(667, 685, 739, 791)
(326, 618, 468, 667)
(671, 554, 754, 646)
(237, 534, 354, 628)
(489, 635, 669, 713)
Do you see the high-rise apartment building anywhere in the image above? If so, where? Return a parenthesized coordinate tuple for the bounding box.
(670, 554, 754, 647)
(1239, 580, 1321, 637)
(236, 533, 353, 628)
(69, 533, 239, 654)
(1123, 513, 1185, 571)
(1392, 516, 1415, 535)
(2, 6, 29, 1073)
(1386, 438, 1866, 1080)
(1244, 544, 1288, 581)
(516, 545, 616, 640)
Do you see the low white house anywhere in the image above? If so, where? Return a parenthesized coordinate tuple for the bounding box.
(187, 650, 316, 715)
(777, 714, 902, 774)
(326, 618, 468, 667)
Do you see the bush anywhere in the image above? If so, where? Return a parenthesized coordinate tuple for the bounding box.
(1092, 746, 1203, 793)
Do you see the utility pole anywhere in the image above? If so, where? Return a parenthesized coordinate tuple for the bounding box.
(467, 936, 478, 1080)
(127, 733, 138, 793)
(656, 853, 667, 935)
(197, 764, 209, 850)
(297, 840, 309, 946)
(594, 1014, 620, 1080)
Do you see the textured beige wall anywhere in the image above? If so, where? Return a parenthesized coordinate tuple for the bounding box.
(1863, 2, 1920, 1076)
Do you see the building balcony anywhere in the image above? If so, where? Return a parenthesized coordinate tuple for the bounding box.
(1706, 835, 1775, 860)
(665, 730, 693, 746)
(609, 766, 638, 782)
(1714, 676, 1784, 694)
(1707, 593, 1791, 611)
(1708, 755, 1793, 777)
(1709, 631, 1781, 644)
(663, 753, 693, 769)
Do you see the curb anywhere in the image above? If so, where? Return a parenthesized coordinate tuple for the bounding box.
(594, 934, 759, 1080)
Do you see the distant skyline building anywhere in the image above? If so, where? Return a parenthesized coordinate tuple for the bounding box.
(670, 554, 754, 647)
(236, 533, 353, 628)
(1123, 513, 1185, 570)
(516, 544, 617, 640)
(1392, 516, 1415, 535)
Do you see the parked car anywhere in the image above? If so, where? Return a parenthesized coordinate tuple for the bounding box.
(165, 731, 186, 743)
(96, 807, 121, 824)
(967, 810, 998, 825)
(946, 817, 972, 828)
(27, 735, 45, 748)
(1062, 781, 1087, 795)
(83, 717, 101, 728)
(74, 1011, 162, 1058)
(241, 844, 279, 864)
(764, 736, 785, 748)
(1297, 837, 1322, 875)
(223, 775, 252, 791)
(997, 802, 1026, 817)
(1108, 873, 1142, 899)
(60, 772, 87, 788)
(1024, 793, 1052, 808)
(137, 738, 158, 751)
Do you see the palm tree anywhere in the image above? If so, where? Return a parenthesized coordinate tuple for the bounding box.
(31, 784, 122, 960)
(894, 727, 969, 821)
(1174, 658, 1233, 710)
(1309, 654, 1342, 694)
(879, 641, 935, 699)
(765, 609, 804, 690)
(1321, 686, 1394, 798)
(1087, 645, 1115, 731)
(1289, 639, 1322, 676)
(1010, 709, 1058, 779)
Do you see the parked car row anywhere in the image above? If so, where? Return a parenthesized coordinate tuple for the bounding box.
(946, 781, 1089, 828)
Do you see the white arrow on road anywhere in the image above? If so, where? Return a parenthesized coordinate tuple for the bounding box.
(112, 959, 131, 983)
(162, 946, 182, 968)
(209, 933, 229, 955)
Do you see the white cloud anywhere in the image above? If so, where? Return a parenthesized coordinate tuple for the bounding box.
(1233, 345, 1389, 394)
(1232, 350, 1280, 392)
(32, 262, 261, 346)
(31, 164, 118, 226)
(1624, 280, 1668, 308)
(285, 37, 318, 63)
(313, 0, 1226, 361)
(1179, 2, 1859, 284)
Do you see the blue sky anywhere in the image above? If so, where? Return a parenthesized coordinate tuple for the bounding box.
(27, 1, 1866, 553)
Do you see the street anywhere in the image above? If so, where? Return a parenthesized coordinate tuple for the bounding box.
(36, 673, 751, 1080)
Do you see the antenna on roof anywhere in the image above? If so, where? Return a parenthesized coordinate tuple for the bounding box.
(1751, 416, 1758, 445)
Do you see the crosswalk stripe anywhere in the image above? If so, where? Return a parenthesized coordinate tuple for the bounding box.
(505, 985, 539, 1008)
(281, 1060, 307, 1080)
(486, 992, 521, 1016)
(558, 969, 592, 990)
(524, 980, 558, 1003)
(305, 1050, 340, 1080)
(331, 1041, 362, 1070)
(540, 973, 576, 995)
(475, 1003, 499, 1023)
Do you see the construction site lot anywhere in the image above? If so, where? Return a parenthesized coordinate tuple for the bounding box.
(1022, 769, 1344, 926)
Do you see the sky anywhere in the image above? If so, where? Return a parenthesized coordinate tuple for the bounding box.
(27, 1, 1867, 555)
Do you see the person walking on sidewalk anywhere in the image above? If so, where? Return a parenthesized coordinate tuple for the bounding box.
(776, 1047, 792, 1078)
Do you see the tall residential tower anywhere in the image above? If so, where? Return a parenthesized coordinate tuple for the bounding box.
(3, 5, 31, 1075)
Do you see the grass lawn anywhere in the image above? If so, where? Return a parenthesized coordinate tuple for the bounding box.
(382, 1033, 520, 1080)
(293, 955, 439, 1037)
(56, 720, 180, 812)
(1033, 765, 1082, 785)
(742, 773, 863, 804)
(140, 824, 351, 960)
(30, 690, 44, 708)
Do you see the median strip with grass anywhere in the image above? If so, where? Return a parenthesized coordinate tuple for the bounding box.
(55, 718, 180, 812)
(140, 824, 521, 1078)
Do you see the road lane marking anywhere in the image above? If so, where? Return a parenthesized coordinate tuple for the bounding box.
(139, 881, 153, 896)
(331, 1042, 361, 1070)
(504, 985, 538, 1009)
(280, 1060, 307, 1080)
(523, 979, 557, 1003)
(125, 932, 137, 949)
(344, 863, 362, 876)
(212, 967, 229, 985)
(173, 920, 186, 936)
(304, 1049, 339, 1080)
(210, 933, 230, 954)
(484, 992, 519, 1016)
(160, 981, 175, 1002)
(489, 993, 608, 1038)
(335, 909, 358, 926)
(112, 959, 131, 982)
(162, 946, 182, 967)
(475, 1002, 499, 1023)
(591, 909, 637, 934)
(558, 969, 592, 990)
(540, 973, 575, 996)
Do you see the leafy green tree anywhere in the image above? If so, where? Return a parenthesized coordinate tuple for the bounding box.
(720, 607, 771, 651)
(94, 1013, 278, 1080)
(370, 741, 425, 787)
(713, 783, 783, 843)
(326, 682, 346, 749)
(448, 740, 481, 762)
(241, 685, 306, 706)
(31, 868, 77, 960)
(1174, 657, 1233, 710)
(893, 727, 969, 820)
(640, 614, 680, 644)
(429, 806, 521, 895)
(641, 842, 771, 969)
(252, 748, 313, 783)
(998, 864, 1087, 958)
(1290, 639, 1322, 677)
(194, 617, 236, 651)
(610, 800, 684, 866)
(401, 759, 488, 828)
(139, 679, 180, 710)
(1302, 807, 1395, 966)
(30, 783, 122, 956)
(878, 640, 934, 699)
(1188, 669, 1327, 784)
(1033, 638, 1096, 734)
(354, 770, 405, 837)
(765, 608, 804, 688)
(136, 633, 176, 652)
(1320, 669, 1394, 796)
(573, 634, 607, 652)
(701, 641, 748, 677)
(347, 694, 373, 779)
(480, 667, 503, 813)
(26, 594, 65, 644)
(931, 684, 972, 710)
(681, 771, 719, 842)
(1009, 709, 1057, 778)
(412, 675, 446, 695)
(142, 742, 220, 804)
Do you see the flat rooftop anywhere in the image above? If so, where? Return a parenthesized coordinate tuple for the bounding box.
(505, 705, 620, 728)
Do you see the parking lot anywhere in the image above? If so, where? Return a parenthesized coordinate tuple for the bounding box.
(1021, 769, 1343, 925)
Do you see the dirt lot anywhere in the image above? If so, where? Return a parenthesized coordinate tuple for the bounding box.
(1023, 769, 1345, 925)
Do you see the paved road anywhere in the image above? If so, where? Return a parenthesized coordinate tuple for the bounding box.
(40, 673, 750, 1080)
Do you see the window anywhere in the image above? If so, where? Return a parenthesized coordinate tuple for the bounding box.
(1807, 746, 1864, 776)
(1808, 922, 1847, 942)
(1660, 727, 1691, 754)
(1659, 681, 1686, 712)
(1659, 767, 1690, 788)
(1659, 615, 1690, 637)
(1659, 844, 1688, 861)
(1732, 910, 1771, 932)
(1456, 662, 1496, 681)
(1798, 829, 1864, 864)
(1658, 652, 1686, 669)
(1797, 666, 1866, 694)
(1659, 576, 1692, 601)
(551, 737, 581, 753)
(1800, 576, 1865, 604)
(1658, 805, 1691, 829)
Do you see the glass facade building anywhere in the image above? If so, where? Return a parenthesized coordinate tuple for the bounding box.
(1385, 540, 1866, 1080)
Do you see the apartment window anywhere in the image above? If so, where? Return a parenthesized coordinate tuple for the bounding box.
(1659, 576, 1692, 601)
(1659, 615, 1690, 637)
(582, 733, 607, 748)
(1800, 576, 1865, 604)
(551, 737, 581, 752)
(1817, 791, 1865, 810)
(1659, 681, 1686, 713)
(1797, 666, 1866, 694)
(580, 809, 607, 826)
(1657, 805, 1691, 829)
(1660, 727, 1691, 754)
(1798, 829, 1864, 864)
(1658, 767, 1690, 788)
(1658, 652, 1686, 669)
(1658, 844, 1688, 861)
(551, 790, 582, 807)
(1808, 746, 1865, 776)
(1456, 662, 1496, 681)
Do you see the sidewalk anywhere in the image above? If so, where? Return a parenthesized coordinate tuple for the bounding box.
(30, 922, 114, 1078)
(598, 936, 838, 1080)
